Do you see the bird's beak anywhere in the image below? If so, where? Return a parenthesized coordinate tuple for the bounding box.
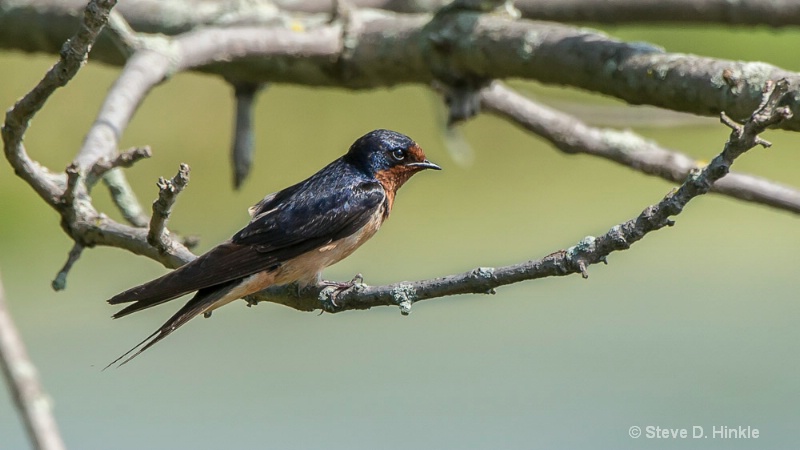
(406, 159, 442, 171)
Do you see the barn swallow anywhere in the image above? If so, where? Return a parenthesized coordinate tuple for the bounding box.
(106, 129, 440, 367)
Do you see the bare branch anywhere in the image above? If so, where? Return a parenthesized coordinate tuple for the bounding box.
(9, 0, 800, 31)
(276, 0, 800, 26)
(512, 0, 800, 26)
(246, 79, 793, 313)
(121, 15, 800, 132)
(276, 0, 449, 14)
(6, 2, 800, 131)
(148, 164, 191, 254)
(0, 274, 66, 450)
(74, 216, 196, 269)
(2, 0, 116, 130)
(479, 81, 800, 215)
(2, 0, 118, 207)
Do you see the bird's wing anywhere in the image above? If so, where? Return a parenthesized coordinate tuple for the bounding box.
(108, 243, 265, 316)
(108, 176, 386, 317)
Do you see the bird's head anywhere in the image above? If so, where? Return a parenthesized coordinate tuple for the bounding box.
(345, 129, 441, 192)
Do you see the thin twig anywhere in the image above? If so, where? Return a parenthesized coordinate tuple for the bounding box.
(0, 273, 66, 450)
(61, 163, 81, 207)
(88, 146, 152, 185)
(148, 164, 191, 253)
(51, 243, 85, 291)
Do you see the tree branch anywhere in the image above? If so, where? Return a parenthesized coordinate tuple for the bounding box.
(246, 80, 793, 313)
(479, 81, 800, 215)
(7, 0, 800, 35)
(0, 0, 198, 287)
(0, 274, 67, 450)
(2, 0, 118, 207)
(5, 1, 800, 131)
(0, 0, 196, 274)
(514, 0, 800, 26)
(276, 0, 800, 26)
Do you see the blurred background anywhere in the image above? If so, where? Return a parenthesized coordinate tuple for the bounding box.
(1, 24, 799, 449)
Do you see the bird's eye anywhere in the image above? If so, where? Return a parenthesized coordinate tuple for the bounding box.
(391, 149, 405, 161)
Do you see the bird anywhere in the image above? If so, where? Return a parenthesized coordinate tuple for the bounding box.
(106, 129, 440, 367)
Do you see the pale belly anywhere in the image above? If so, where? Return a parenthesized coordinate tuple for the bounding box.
(273, 211, 384, 287)
(201, 208, 384, 314)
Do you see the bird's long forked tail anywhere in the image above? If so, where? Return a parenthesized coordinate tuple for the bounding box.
(104, 282, 238, 369)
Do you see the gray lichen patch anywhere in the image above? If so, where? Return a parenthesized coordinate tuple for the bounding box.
(391, 283, 417, 315)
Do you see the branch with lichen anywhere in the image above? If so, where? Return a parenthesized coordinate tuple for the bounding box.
(246, 80, 792, 313)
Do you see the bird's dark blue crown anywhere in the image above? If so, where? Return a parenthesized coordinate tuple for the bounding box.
(344, 129, 415, 174)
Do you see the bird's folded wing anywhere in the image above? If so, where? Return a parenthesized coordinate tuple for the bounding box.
(108, 179, 385, 315)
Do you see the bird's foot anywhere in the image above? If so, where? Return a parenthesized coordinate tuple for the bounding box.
(321, 273, 364, 293)
(319, 273, 366, 311)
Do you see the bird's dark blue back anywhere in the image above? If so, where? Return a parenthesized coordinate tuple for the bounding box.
(234, 157, 384, 248)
